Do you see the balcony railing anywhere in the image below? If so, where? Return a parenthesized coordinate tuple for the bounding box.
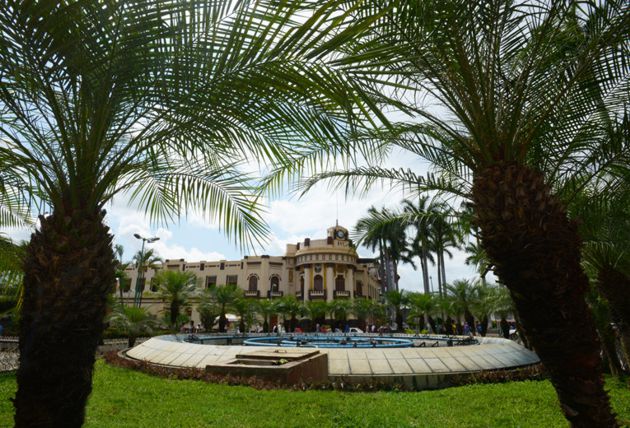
(268, 290, 284, 298)
(309, 290, 326, 299)
(244, 290, 260, 298)
(334, 290, 351, 298)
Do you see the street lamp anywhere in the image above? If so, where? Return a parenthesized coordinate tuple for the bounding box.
(133, 233, 160, 308)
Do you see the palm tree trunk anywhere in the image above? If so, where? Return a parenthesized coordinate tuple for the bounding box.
(15, 211, 115, 427)
(420, 252, 430, 294)
(472, 163, 616, 427)
(597, 268, 630, 365)
(436, 252, 442, 295)
(440, 253, 447, 290)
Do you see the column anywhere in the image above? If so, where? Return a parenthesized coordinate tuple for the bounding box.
(326, 264, 334, 302)
(304, 265, 311, 299)
(346, 267, 354, 300)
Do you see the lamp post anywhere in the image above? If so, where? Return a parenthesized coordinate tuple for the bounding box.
(133, 233, 160, 308)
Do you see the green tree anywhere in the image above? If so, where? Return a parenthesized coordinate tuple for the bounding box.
(155, 270, 198, 329)
(108, 305, 159, 348)
(328, 299, 352, 330)
(0, 1, 375, 424)
(232, 296, 257, 334)
(384, 290, 408, 332)
(212, 284, 243, 333)
(256, 299, 276, 333)
(275, 295, 302, 332)
(298, 2, 628, 423)
(445, 280, 476, 335)
(197, 291, 220, 333)
(353, 298, 377, 331)
(354, 206, 407, 292)
(407, 292, 436, 333)
(305, 301, 328, 331)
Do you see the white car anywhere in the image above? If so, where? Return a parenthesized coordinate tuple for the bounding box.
(349, 327, 363, 333)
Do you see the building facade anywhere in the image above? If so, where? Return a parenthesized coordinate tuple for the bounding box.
(117, 225, 381, 322)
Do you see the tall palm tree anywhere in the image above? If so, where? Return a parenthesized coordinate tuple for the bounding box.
(275, 295, 302, 332)
(132, 248, 163, 292)
(0, 2, 376, 424)
(429, 209, 460, 297)
(155, 270, 198, 329)
(232, 296, 257, 334)
(297, 1, 628, 423)
(401, 197, 436, 294)
(305, 301, 328, 331)
(354, 206, 407, 292)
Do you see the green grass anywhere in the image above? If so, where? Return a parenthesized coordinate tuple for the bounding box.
(1, 361, 628, 427)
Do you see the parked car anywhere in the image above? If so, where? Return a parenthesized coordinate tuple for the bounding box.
(349, 327, 363, 333)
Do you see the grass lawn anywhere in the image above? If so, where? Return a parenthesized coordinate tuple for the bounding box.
(0, 361, 628, 427)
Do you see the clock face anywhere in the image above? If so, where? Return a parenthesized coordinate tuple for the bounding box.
(336, 230, 346, 239)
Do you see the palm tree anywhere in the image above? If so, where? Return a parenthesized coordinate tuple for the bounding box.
(108, 305, 159, 348)
(429, 209, 460, 297)
(384, 289, 408, 332)
(197, 291, 220, 333)
(401, 197, 437, 294)
(232, 296, 257, 334)
(212, 284, 243, 333)
(155, 270, 198, 329)
(275, 295, 302, 332)
(353, 297, 376, 332)
(328, 299, 352, 330)
(445, 280, 476, 335)
(305, 301, 328, 331)
(576, 185, 630, 366)
(256, 299, 276, 333)
(0, 1, 376, 424)
(407, 292, 436, 333)
(297, 2, 628, 423)
(132, 248, 163, 293)
(354, 206, 407, 292)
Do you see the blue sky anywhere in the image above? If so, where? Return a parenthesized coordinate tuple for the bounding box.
(3, 151, 482, 292)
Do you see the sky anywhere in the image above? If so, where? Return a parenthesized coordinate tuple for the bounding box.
(3, 148, 483, 293)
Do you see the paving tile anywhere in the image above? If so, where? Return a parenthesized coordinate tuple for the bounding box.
(329, 358, 350, 375)
(368, 359, 393, 375)
(424, 358, 449, 373)
(400, 348, 420, 358)
(440, 357, 466, 372)
(406, 358, 431, 373)
(388, 358, 412, 374)
(384, 349, 404, 359)
(349, 358, 372, 375)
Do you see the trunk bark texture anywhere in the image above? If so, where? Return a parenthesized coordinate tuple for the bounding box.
(597, 268, 630, 365)
(472, 163, 617, 427)
(15, 211, 115, 428)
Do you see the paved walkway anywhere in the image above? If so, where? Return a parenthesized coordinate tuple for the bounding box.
(127, 335, 539, 388)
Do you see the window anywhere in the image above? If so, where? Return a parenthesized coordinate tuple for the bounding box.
(356, 281, 363, 295)
(150, 277, 159, 292)
(226, 275, 238, 286)
(248, 276, 258, 291)
(335, 275, 345, 291)
(270, 276, 280, 292)
(206, 276, 217, 288)
(200, 263, 205, 271)
(314, 275, 323, 291)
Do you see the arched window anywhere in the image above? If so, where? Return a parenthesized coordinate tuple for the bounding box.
(335, 275, 345, 291)
(248, 276, 258, 291)
(314, 275, 323, 291)
(270, 276, 280, 292)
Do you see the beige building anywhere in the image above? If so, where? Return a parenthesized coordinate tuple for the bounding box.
(118, 225, 381, 322)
